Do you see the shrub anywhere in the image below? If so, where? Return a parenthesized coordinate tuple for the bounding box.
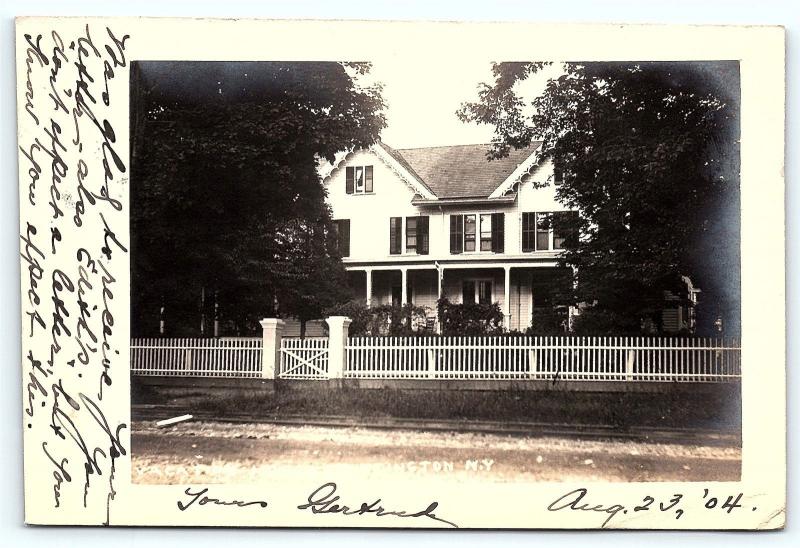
(571, 308, 642, 335)
(325, 300, 431, 336)
(527, 307, 570, 335)
(436, 298, 504, 335)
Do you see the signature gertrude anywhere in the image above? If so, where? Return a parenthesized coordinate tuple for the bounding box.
(298, 482, 458, 528)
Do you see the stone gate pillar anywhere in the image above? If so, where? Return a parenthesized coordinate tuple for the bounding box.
(325, 316, 352, 381)
(259, 318, 285, 379)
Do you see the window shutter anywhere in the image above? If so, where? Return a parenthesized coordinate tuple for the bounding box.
(364, 166, 373, 193)
(418, 216, 429, 255)
(521, 212, 533, 252)
(491, 213, 505, 253)
(450, 215, 463, 254)
(345, 167, 354, 194)
(340, 219, 350, 257)
(389, 217, 401, 255)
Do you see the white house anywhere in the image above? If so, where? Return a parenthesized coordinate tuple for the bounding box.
(322, 141, 577, 331)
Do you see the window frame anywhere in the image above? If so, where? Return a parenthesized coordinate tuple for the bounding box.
(462, 278, 494, 305)
(345, 165, 375, 195)
(405, 217, 418, 253)
(450, 212, 504, 255)
(522, 210, 578, 252)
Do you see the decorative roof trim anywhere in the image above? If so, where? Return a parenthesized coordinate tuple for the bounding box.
(488, 148, 542, 199)
(320, 143, 437, 201)
(373, 142, 437, 200)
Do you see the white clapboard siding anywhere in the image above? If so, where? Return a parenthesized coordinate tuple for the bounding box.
(279, 337, 330, 379)
(130, 337, 263, 378)
(344, 336, 741, 383)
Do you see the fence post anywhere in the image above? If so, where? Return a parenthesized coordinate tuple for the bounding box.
(325, 316, 352, 383)
(528, 349, 538, 380)
(259, 318, 285, 380)
(625, 349, 635, 381)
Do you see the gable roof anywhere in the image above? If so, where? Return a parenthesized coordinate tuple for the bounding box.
(393, 142, 542, 199)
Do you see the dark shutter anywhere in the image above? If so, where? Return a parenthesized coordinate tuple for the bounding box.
(339, 219, 350, 257)
(345, 167, 354, 194)
(491, 213, 504, 253)
(364, 166, 373, 193)
(389, 217, 402, 255)
(450, 215, 463, 254)
(418, 216, 429, 255)
(521, 212, 534, 252)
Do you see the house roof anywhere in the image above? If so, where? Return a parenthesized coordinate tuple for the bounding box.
(392, 142, 543, 199)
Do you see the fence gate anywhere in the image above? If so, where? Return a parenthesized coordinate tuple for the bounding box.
(279, 337, 329, 379)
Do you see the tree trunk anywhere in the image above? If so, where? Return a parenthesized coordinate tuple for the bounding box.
(300, 318, 307, 340)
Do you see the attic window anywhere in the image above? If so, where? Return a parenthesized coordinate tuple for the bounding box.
(346, 166, 374, 194)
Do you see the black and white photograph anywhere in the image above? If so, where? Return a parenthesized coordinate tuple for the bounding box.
(128, 58, 742, 486)
(14, 16, 785, 532)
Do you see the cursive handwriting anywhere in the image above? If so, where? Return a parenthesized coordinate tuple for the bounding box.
(19, 21, 129, 526)
(177, 488, 269, 511)
(547, 488, 627, 528)
(298, 482, 458, 528)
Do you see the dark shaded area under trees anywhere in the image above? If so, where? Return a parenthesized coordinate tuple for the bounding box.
(130, 61, 385, 337)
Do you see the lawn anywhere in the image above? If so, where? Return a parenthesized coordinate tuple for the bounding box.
(132, 379, 741, 432)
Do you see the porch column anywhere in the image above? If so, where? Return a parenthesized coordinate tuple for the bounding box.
(365, 268, 373, 308)
(436, 266, 444, 335)
(503, 266, 512, 329)
(401, 267, 408, 306)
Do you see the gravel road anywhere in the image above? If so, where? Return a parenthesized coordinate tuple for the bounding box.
(131, 420, 740, 485)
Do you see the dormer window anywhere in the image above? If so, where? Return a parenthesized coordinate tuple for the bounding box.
(346, 165, 374, 194)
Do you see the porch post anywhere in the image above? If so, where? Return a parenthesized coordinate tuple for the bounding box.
(401, 267, 408, 306)
(503, 266, 512, 330)
(325, 315, 352, 382)
(259, 318, 285, 380)
(436, 265, 444, 334)
(365, 268, 373, 308)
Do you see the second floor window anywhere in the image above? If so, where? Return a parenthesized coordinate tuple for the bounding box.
(450, 213, 504, 254)
(522, 211, 578, 252)
(405, 216, 429, 255)
(333, 219, 350, 257)
(345, 165, 374, 194)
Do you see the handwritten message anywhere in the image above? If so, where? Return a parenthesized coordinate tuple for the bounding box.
(546, 487, 758, 528)
(19, 22, 129, 525)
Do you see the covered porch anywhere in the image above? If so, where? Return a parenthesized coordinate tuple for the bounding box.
(345, 263, 573, 332)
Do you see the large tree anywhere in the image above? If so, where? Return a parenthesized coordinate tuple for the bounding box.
(458, 62, 740, 335)
(130, 61, 385, 337)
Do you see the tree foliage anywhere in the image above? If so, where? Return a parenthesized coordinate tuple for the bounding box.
(458, 62, 740, 335)
(130, 61, 386, 336)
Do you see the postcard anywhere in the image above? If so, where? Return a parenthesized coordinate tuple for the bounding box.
(16, 17, 785, 529)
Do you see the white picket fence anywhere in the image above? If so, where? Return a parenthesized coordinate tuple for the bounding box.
(130, 337, 263, 377)
(131, 335, 741, 383)
(345, 336, 741, 382)
(279, 337, 329, 379)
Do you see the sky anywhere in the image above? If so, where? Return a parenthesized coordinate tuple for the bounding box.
(365, 59, 564, 149)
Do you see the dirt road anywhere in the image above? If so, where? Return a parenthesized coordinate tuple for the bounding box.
(131, 420, 740, 485)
